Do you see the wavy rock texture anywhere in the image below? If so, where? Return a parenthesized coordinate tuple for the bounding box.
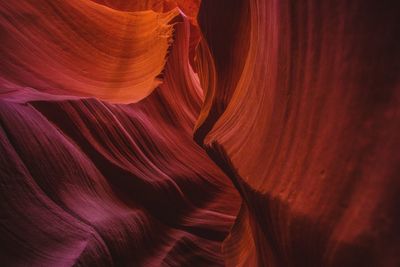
(1, 0, 399, 266)
(0, 0, 179, 103)
(0, 1, 239, 266)
(196, 0, 400, 266)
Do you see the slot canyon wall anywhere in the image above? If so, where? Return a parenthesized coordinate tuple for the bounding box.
(0, 0, 399, 266)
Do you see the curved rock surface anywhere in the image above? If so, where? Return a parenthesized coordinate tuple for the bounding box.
(196, 0, 400, 266)
(1, 0, 399, 266)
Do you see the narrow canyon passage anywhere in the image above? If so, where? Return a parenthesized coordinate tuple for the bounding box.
(0, 0, 399, 266)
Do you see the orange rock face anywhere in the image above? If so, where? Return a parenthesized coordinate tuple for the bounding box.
(196, 0, 400, 266)
(0, 0, 399, 266)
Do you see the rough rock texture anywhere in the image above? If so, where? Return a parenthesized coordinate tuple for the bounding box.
(1, 0, 399, 266)
(196, 0, 400, 266)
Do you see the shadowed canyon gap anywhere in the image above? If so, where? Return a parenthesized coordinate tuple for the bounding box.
(0, 0, 399, 266)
